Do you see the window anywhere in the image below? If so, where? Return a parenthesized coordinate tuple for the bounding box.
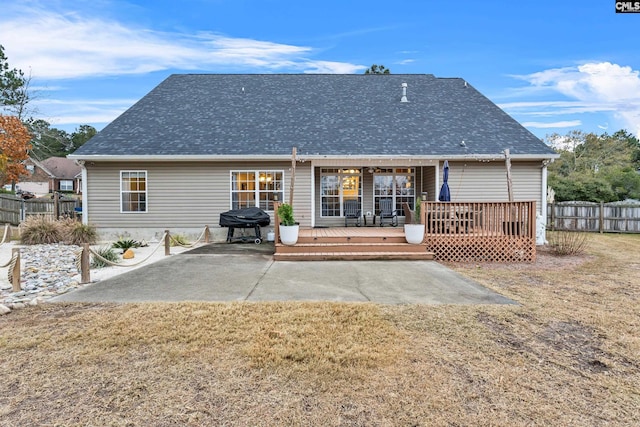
(373, 168, 415, 214)
(120, 171, 147, 212)
(59, 180, 73, 192)
(231, 170, 283, 211)
(26, 164, 35, 173)
(320, 168, 362, 217)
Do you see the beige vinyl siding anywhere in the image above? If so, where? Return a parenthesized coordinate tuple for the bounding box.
(445, 161, 543, 212)
(86, 161, 314, 229)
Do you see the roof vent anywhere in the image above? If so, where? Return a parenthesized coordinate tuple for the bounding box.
(401, 82, 409, 102)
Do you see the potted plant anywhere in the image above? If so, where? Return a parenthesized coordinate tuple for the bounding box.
(277, 203, 299, 245)
(404, 196, 425, 244)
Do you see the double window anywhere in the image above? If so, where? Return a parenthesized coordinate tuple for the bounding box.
(320, 168, 362, 216)
(231, 170, 283, 211)
(120, 171, 147, 212)
(373, 168, 415, 214)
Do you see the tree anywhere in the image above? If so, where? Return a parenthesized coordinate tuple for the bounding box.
(0, 45, 29, 118)
(25, 119, 96, 159)
(0, 115, 31, 185)
(364, 64, 390, 74)
(70, 125, 97, 152)
(547, 129, 640, 202)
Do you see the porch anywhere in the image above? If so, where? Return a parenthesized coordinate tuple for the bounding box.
(274, 201, 537, 262)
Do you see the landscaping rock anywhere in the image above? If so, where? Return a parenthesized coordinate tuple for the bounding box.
(0, 304, 10, 315)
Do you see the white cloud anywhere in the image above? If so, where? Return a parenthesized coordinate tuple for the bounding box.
(521, 120, 582, 129)
(0, 4, 362, 79)
(30, 98, 136, 129)
(514, 62, 640, 137)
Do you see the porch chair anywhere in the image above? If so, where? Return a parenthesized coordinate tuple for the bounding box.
(378, 198, 399, 227)
(343, 199, 362, 227)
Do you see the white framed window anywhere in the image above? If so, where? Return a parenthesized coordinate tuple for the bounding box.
(120, 171, 147, 213)
(373, 168, 415, 214)
(230, 170, 283, 211)
(59, 180, 73, 191)
(320, 168, 362, 217)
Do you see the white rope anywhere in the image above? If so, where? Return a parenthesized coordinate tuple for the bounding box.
(6, 251, 18, 285)
(168, 226, 208, 248)
(0, 251, 15, 268)
(89, 232, 168, 268)
(0, 224, 10, 247)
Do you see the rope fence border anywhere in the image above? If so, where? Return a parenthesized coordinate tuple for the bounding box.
(1, 225, 211, 290)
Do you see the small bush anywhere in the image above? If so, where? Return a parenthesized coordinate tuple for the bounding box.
(20, 216, 63, 245)
(91, 246, 120, 268)
(547, 230, 590, 256)
(62, 220, 98, 245)
(112, 238, 142, 253)
(170, 234, 190, 246)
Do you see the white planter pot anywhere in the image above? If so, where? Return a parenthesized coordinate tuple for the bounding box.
(404, 223, 425, 244)
(279, 224, 299, 245)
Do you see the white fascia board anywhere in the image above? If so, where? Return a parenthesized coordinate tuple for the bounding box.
(66, 154, 292, 162)
(68, 152, 559, 162)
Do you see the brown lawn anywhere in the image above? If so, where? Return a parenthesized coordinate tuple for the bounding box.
(1, 233, 639, 426)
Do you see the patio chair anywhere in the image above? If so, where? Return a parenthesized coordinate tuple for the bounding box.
(378, 198, 398, 227)
(343, 199, 362, 227)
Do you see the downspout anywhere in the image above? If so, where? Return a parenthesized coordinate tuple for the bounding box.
(76, 161, 88, 225)
(539, 160, 549, 245)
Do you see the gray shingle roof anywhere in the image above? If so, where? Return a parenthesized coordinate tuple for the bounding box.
(71, 74, 556, 158)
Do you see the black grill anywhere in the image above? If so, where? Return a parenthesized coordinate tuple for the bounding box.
(219, 207, 271, 244)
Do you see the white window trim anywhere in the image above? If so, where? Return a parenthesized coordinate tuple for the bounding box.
(229, 170, 285, 211)
(372, 168, 416, 215)
(59, 180, 73, 192)
(120, 170, 148, 214)
(320, 168, 363, 218)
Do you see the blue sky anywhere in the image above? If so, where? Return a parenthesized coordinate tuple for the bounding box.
(1, 0, 639, 140)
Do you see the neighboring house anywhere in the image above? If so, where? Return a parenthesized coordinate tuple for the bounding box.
(69, 74, 558, 242)
(19, 157, 82, 196)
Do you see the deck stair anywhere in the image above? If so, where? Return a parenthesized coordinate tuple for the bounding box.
(274, 227, 434, 261)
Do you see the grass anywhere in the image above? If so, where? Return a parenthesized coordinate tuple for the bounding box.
(1, 233, 639, 426)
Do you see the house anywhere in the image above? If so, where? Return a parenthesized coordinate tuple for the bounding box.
(69, 74, 558, 244)
(17, 157, 82, 196)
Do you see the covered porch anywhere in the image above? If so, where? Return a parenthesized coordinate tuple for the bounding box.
(274, 201, 536, 262)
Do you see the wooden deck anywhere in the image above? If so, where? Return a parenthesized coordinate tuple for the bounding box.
(274, 226, 434, 261)
(273, 201, 537, 262)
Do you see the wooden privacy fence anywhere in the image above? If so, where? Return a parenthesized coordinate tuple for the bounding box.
(0, 194, 79, 225)
(548, 201, 640, 233)
(422, 201, 537, 262)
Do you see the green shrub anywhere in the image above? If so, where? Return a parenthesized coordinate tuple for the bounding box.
(62, 220, 98, 245)
(547, 230, 590, 256)
(112, 238, 141, 253)
(277, 203, 295, 226)
(170, 234, 190, 246)
(20, 216, 63, 245)
(91, 246, 120, 268)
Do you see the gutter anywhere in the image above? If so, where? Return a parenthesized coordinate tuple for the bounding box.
(68, 153, 559, 162)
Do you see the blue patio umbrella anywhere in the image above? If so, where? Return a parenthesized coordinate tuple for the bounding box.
(438, 160, 451, 201)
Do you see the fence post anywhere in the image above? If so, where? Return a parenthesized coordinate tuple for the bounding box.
(204, 225, 210, 243)
(165, 230, 171, 256)
(81, 243, 91, 284)
(11, 248, 21, 292)
(599, 201, 604, 234)
(53, 192, 60, 219)
(550, 202, 555, 231)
